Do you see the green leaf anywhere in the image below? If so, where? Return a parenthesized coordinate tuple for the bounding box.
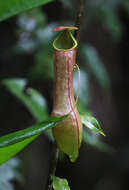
(2, 78, 54, 139)
(81, 114, 105, 136)
(0, 115, 67, 165)
(3, 78, 48, 122)
(53, 176, 70, 190)
(0, 0, 54, 22)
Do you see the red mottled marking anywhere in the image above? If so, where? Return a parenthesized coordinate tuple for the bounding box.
(52, 26, 78, 32)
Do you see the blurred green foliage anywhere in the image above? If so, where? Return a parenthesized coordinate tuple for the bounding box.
(0, 158, 23, 190)
(0, 0, 128, 189)
(85, 0, 129, 41)
(80, 44, 110, 89)
(3, 78, 48, 121)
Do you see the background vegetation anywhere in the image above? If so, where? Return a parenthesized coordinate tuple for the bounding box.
(0, 0, 129, 189)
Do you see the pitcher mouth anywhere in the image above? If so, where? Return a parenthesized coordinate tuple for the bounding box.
(53, 26, 78, 51)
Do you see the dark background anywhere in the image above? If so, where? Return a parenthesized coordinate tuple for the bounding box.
(0, 0, 129, 190)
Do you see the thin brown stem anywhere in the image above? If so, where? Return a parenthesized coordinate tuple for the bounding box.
(46, 143, 59, 190)
(74, 0, 85, 43)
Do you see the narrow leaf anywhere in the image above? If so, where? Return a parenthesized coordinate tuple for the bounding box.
(0, 115, 67, 165)
(53, 176, 70, 190)
(2, 78, 53, 139)
(81, 114, 105, 136)
(0, 0, 54, 22)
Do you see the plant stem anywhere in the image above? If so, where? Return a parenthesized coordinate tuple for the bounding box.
(74, 0, 85, 43)
(46, 143, 59, 190)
